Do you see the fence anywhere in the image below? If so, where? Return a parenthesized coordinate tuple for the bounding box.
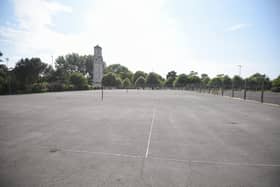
(179, 81, 280, 105)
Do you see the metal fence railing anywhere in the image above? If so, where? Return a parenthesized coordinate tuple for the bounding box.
(177, 82, 280, 106)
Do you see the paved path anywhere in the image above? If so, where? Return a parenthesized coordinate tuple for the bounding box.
(0, 90, 280, 186)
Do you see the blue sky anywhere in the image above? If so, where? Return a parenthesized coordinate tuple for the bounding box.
(0, 0, 279, 78)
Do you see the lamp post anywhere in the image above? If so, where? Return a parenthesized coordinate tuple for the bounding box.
(237, 65, 243, 90)
(237, 65, 242, 77)
(51, 56, 54, 68)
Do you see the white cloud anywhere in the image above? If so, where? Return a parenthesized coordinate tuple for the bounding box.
(0, 0, 78, 64)
(225, 23, 252, 32)
(1, 0, 248, 78)
(0, 0, 196, 76)
(14, 0, 72, 29)
(81, 0, 195, 75)
(1, 1, 278, 79)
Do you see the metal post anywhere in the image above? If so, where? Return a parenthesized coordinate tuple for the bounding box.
(51, 56, 54, 68)
(261, 79, 264, 103)
(8, 70, 11, 94)
(6, 58, 11, 95)
(243, 79, 247, 100)
(221, 80, 224, 96)
(231, 79, 234, 97)
(215, 86, 218, 95)
(101, 86, 103, 101)
(237, 65, 242, 77)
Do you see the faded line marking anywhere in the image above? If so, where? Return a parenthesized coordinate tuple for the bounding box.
(37, 145, 280, 167)
(149, 156, 280, 167)
(145, 107, 156, 158)
(38, 146, 142, 159)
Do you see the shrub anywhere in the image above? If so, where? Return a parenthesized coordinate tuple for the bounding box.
(122, 78, 131, 89)
(271, 75, 280, 92)
(31, 82, 48, 93)
(173, 74, 188, 88)
(102, 72, 118, 88)
(146, 72, 161, 89)
(164, 77, 175, 88)
(69, 72, 88, 90)
(47, 82, 66, 91)
(115, 77, 123, 89)
(65, 84, 75, 91)
(135, 76, 145, 89)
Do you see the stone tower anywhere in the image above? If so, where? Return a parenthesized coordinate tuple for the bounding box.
(93, 45, 105, 87)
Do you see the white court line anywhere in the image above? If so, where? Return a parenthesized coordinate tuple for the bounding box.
(149, 156, 280, 167)
(145, 107, 156, 158)
(38, 146, 142, 159)
(36, 145, 280, 168)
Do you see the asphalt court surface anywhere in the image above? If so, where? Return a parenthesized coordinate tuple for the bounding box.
(0, 90, 280, 186)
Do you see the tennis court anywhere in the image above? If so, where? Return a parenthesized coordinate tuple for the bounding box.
(0, 90, 279, 186)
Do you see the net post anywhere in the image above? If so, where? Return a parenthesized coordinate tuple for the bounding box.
(221, 81, 224, 96)
(261, 78, 264, 103)
(243, 79, 247, 100)
(231, 79, 234, 97)
(101, 85, 103, 101)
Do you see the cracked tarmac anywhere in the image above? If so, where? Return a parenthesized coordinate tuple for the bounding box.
(0, 90, 280, 186)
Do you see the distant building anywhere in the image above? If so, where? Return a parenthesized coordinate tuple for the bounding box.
(92, 45, 106, 87)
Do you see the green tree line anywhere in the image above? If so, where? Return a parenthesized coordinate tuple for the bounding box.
(0, 51, 279, 94)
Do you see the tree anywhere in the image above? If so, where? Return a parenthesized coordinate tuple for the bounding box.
(271, 75, 280, 92)
(56, 54, 83, 72)
(173, 74, 188, 88)
(0, 64, 8, 94)
(55, 53, 89, 78)
(0, 51, 3, 62)
(135, 76, 145, 89)
(165, 71, 177, 88)
(132, 71, 147, 85)
(223, 75, 232, 89)
(157, 74, 165, 84)
(56, 56, 67, 71)
(188, 71, 200, 88)
(166, 71, 177, 80)
(208, 76, 222, 88)
(201, 73, 210, 87)
(102, 72, 118, 87)
(189, 71, 198, 77)
(83, 55, 94, 79)
(69, 72, 88, 90)
(54, 54, 90, 84)
(232, 75, 243, 89)
(209, 74, 231, 89)
(115, 77, 123, 88)
(14, 58, 48, 90)
(146, 72, 161, 89)
(123, 78, 131, 89)
(105, 64, 133, 81)
(31, 82, 48, 93)
(164, 77, 175, 88)
(41, 65, 55, 82)
(54, 56, 68, 82)
(247, 73, 271, 90)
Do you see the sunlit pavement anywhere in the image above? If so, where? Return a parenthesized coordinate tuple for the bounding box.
(0, 90, 280, 186)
